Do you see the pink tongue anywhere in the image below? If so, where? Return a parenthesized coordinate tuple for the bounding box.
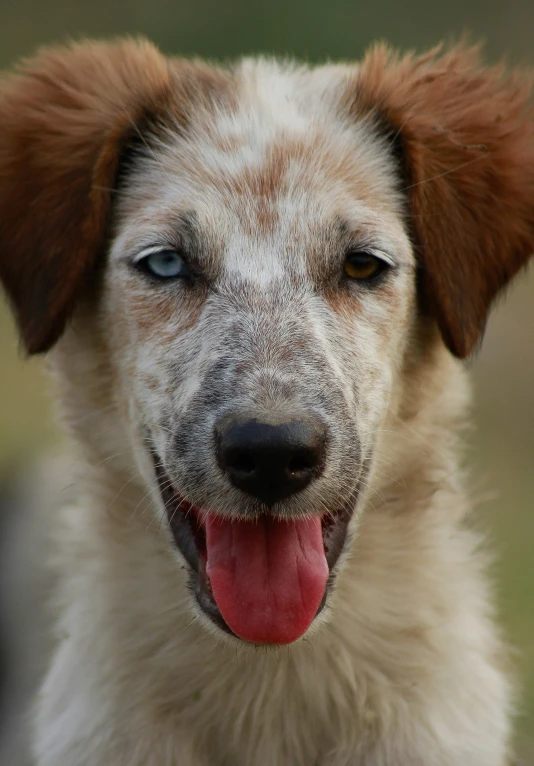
(205, 514, 328, 644)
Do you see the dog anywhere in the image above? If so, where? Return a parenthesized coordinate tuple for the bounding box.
(0, 38, 533, 766)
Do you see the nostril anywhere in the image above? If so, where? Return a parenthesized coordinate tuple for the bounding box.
(288, 451, 315, 474)
(231, 451, 256, 474)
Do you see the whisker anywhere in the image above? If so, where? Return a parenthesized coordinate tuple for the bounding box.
(400, 153, 486, 192)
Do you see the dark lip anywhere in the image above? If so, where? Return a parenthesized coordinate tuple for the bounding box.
(151, 450, 358, 642)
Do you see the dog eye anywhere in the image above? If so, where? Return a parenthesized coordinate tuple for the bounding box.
(343, 251, 390, 281)
(136, 250, 190, 280)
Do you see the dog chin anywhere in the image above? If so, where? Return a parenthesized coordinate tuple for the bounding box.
(151, 450, 356, 645)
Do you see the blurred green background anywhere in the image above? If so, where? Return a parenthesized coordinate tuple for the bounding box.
(0, 0, 533, 759)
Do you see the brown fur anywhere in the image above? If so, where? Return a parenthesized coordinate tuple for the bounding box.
(353, 44, 534, 357)
(0, 40, 230, 354)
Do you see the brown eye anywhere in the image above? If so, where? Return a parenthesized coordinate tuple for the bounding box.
(344, 251, 387, 281)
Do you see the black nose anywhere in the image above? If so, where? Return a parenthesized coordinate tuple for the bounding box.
(215, 418, 327, 506)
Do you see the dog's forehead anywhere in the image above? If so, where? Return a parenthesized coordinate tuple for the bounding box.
(117, 59, 406, 281)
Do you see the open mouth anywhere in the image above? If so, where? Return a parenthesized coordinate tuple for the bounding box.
(153, 455, 355, 645)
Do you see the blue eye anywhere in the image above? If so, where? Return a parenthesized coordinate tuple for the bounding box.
(135, 249, 189, 280)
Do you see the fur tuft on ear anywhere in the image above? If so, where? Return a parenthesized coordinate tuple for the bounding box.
(0, 38, 175, 353)
(354, 44, 534, 357)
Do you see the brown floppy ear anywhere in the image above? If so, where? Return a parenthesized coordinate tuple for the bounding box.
(0, 38, 174, 354)
(355, 44, 534, 358)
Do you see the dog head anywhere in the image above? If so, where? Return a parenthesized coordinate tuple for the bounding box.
(1, 39, 533, 644)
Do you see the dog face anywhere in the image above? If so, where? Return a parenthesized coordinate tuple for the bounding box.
(1, 40, 533, 645)
(103, 72, 416, 641)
